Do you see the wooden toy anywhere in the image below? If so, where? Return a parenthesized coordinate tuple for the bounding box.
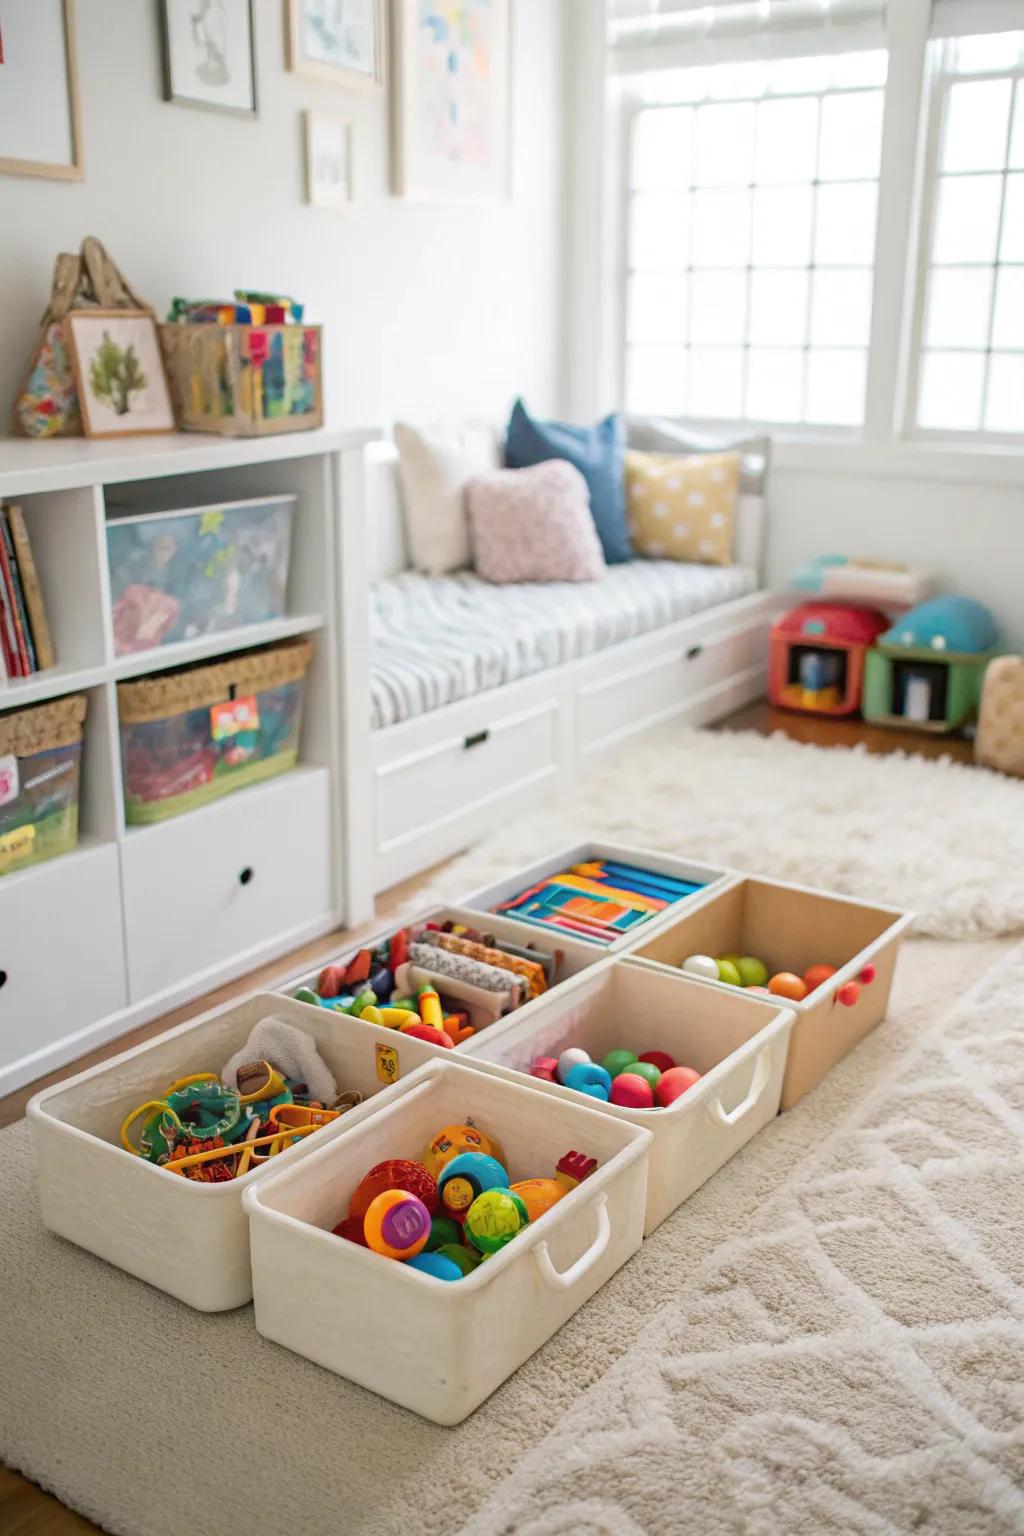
(363, 1190, 432, 1260)
(863, 596, 999, 734)
(770, 603, 888, 717)
(975, 656, 1024, 777)
(655, 1066, 701, 1107)
(464, 1189, 529, 1255)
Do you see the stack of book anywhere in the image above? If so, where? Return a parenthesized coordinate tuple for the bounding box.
(0, 505, 55, 681)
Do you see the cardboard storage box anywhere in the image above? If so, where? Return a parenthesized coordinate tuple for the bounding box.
(459, 957, 794, 1233)
(630, 876, 911, 1110)
(244, 1057, 652, 1423)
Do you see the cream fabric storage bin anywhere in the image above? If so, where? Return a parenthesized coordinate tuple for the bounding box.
(458, 840, 729, 951)
(243, 1056, 652, 1424)
(27, 992, 444, 1312)
(629, 876, 911, 1110)
(458, 958, 793, 1234)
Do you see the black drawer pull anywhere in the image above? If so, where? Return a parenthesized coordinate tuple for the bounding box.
(0, 970, 7, 991)
(463, 730, 490, 750)
(239, 866, 254, 887)
(686, 644, 704, 660)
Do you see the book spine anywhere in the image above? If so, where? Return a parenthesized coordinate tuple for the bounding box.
(0, 574, 18, 677)
(7, 504, 55, 670)
(0, 512, 34, 673)
(0, 520, 23, 676)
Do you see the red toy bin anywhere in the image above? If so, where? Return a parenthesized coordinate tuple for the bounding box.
(769, 603, 888, 718)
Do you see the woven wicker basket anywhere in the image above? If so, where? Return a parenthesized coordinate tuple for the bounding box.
(0, 694, 88, 757)
(117, 639, 313, 726)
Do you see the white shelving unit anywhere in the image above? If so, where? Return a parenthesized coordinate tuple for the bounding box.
(0, 427, 378, 1096)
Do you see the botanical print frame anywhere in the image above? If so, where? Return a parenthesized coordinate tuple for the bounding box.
(65, 311, 177, 439)
(392, 0, 512, 203)
(160, 0, 258, 117)
(286, 0, 384, 89)
(305, 110, 354, 208)
(0, 0, 84, 182)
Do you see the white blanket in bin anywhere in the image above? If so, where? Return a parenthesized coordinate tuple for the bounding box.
(369, 560, 757, 729)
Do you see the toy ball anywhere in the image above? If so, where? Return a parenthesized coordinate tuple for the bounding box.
(530, 1055, 559, 1082)
(656, 1066, 701, 1107)
(718, 951, 743, 967)
(437, 1151, 509, 1215)
(737, 956, 769, 988)
(435, 1242, 481, 1275)
(406, 1250, 464, 1282)
(803, 963, 837, 992)
(509, 1177, 565, 1223)
(638, 1050, 676, 1074)
(625, 1060, 661, 1091)
(602, 1049, 638, 1078)
(363, 1190, 432, 1260)
(768, 972, 808, 1002)
(423, 1124, 504, 1178)
(465, 1188, 529, 1254)
(609, 1072, 655, 1110)
(401, 1022, 453, 1047)
(426, 1213, 463, 1252)
(349, 1159, 438, 1221)
(557, 1047, 591, 1084)
(716, 959, 743, 986)
(563, 1062, 612, 1101)
(858, 964, 876, 986)
(837, 981, 860, 1007)
(681, 954, 720, 981)
(332, 1215, 369, 1246)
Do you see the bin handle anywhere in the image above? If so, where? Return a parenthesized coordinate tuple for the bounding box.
(532, 1193, 610, 1293)
(705, 1045, 771, 1129)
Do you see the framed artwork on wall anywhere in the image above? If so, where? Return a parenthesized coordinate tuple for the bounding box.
(65, 311, 177, 439)
(287, 0, 384, 89)
(0, 0, 83, 182)
(160, 0, 258, 117)
(392, 0, 511, 203)
(305, 110, 354, 208)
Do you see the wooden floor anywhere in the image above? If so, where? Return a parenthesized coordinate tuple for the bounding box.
(0, 699, 979, 1533)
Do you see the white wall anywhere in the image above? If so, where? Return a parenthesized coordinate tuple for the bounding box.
(0, 0, 566, 429)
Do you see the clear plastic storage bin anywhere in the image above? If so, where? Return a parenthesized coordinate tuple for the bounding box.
(118, 638, 311, 824)
(0, 693, 86, 877)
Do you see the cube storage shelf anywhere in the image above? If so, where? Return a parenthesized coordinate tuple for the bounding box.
(0, 428, 378, 1097)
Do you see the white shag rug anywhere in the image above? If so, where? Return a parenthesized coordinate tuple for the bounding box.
(425, 727, 1024, 941)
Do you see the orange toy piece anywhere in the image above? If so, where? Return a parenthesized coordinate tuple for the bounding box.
(423, 1123, 505, 1179)
(443, 1011, 475, 1045)
(363, 1190, 431, 1260)
(269, 1103, 340, 1132)
(803, 963, 837, 992)
(510, 1178, 565, 1223)
(768, 971, 808, 1001)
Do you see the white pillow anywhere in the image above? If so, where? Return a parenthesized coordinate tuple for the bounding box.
(394, 422, 500, 575)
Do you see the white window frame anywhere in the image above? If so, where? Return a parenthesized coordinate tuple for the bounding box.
(600, 0, 1024, 480)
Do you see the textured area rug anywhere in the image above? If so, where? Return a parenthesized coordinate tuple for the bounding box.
(3, 935, 1022, 1536)
(424, 727, 1024, 941)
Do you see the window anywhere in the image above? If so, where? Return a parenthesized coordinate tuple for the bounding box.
(624, 49, 888, 427)
(912, 30, 1024, 437)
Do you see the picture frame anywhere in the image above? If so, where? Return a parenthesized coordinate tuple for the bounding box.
(391, 0, 512, 204)
(304, 110, 354, 209)
(65, 311, 177, 440)
(159, 0, 258, 117)
(0, 0, 84, 182)
(286, 0, 384, 90)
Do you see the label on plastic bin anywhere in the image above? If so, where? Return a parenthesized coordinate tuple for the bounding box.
(0, 756, 18, 807)
(0, 822, 34, 871)
(210, 695, 260, 741)
(375, 1042, 400, 1086)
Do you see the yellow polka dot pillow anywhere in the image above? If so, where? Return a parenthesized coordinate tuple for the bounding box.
(625, 449, 741, 566)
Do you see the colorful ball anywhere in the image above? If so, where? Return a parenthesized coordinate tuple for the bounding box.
(716, 959, 743, 986)
(803, 963, 837, 992)
(363, 1190, 431, 1260)
(602, 1048, 639, 1078)
(406, 1250, 463, 1282)
(557, 1047, 591, 1084)
(509, 1177, 565, 1223)
(423, 1124, 504, 1179)
(625, 1060, 661, 1091)
(563, 1062, 612, 1101)
(638, 1050, 676, 1074)
(349, 1159, 438, 1221)
(465, 1188, 529, 1254)
(768, 971, 808, 1002)
(837, 981, 860, 1007)
(437, 1151, 509, 1215)
(426, 1213, 463, 1252)
(737, 956, 769, 987)
(332, 1215, 369, 1246)
(681, 954, 720, 981)
(609, 1072, 655, 1110)
(435, 1242, 481, 1275)
(718, 952, 743, 967)
(656, 1066, 701, 1107)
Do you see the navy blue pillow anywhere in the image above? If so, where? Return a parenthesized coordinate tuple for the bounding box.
(504, 398, 632, 564)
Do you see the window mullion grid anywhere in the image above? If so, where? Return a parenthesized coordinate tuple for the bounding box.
(978, 77, 1019, 431)
(682, 109, 696, 414)
(801, 94, 828, 421)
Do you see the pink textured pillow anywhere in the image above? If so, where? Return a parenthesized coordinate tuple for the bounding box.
(467, 461, 606, 583)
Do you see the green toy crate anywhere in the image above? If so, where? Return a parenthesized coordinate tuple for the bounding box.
(0, 694, 87, 877)
(862, 644, 994, 733)
(118, 638, 312, 825)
